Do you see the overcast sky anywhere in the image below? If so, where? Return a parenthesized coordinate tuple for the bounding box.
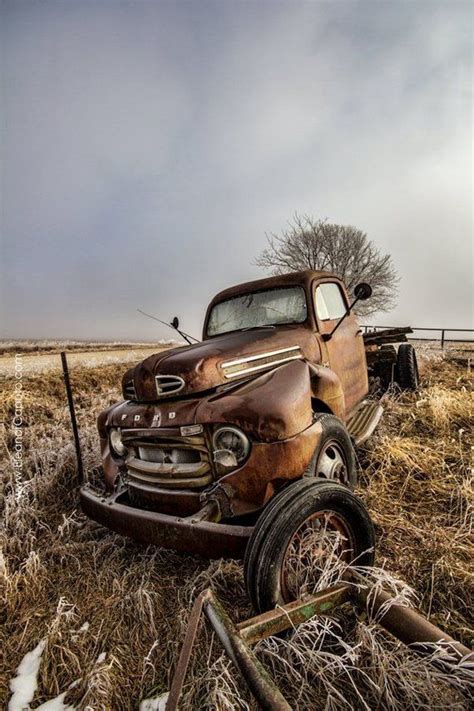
(1, 0, 472, 341)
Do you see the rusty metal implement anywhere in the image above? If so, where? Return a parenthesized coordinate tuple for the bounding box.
(165, 579, 473, 710)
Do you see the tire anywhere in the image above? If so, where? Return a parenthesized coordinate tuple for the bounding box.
(304, 414, 357, 488)
(381, 345, 397, 356)
(377, 345, 397, 389)
(244, 478, 375, 613)
(396, 343, 419, 390)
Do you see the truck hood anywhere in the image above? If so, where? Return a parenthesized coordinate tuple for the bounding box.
(123, 325, 319, 401)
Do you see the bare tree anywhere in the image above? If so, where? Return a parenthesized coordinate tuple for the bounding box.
(255, 215, 399, 317)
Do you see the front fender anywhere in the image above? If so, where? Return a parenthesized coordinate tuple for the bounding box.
(98, 404, 120, 491)
(206, 420, 323, 514)
(308, 363, 345, 420)
(195, 359, 314, 442)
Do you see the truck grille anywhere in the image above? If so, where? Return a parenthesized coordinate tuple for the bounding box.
(137, 446, 201, 465)
(124, 432, 212, 490)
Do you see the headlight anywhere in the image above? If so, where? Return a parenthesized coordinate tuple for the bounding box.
(212, 426, 250, 469)
(110, 428, 127, 456)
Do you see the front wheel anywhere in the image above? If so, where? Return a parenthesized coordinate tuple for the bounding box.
(304, 414, 357, 488)
(244, 478, 375, 613)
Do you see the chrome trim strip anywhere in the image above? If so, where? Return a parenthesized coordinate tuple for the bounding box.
(221, 345, 301, 369)
(223, 354, 302, 379)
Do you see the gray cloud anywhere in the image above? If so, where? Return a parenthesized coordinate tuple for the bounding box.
(1, 0, 472, 340)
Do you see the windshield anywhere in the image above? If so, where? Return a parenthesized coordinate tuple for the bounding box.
(207, 286, 307, 337)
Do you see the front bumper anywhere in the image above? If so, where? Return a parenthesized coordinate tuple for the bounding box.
(80, 486, 253, 559)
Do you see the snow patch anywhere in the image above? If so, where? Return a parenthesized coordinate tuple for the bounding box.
(8, 638, 46, 711)
(35, 690, 74, 710)
(8, 638, 79, 710)
(139, 692, 169, 711)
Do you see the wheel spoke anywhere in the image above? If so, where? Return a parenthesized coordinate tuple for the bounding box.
(280, 510, 355, 601)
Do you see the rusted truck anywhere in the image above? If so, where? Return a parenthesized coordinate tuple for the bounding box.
(80, 270, 418, 610)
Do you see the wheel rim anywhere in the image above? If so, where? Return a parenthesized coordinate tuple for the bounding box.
(315, 440, 349, 485)
(280, 510, 356, 602)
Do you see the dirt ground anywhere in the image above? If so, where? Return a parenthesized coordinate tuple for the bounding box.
(1, 344, 472, 709)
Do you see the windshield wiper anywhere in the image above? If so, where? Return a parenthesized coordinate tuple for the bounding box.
(241, 325, 276, 332)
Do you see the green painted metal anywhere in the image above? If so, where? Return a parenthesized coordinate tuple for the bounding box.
(237, 584, 350, 645)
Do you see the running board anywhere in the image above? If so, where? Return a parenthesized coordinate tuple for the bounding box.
(347, 400, 383, 446)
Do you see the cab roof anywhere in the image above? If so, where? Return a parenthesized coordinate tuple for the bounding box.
(208, 270, 340, 305)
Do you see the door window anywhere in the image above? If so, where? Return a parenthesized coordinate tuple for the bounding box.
(315, 283, 347, 321)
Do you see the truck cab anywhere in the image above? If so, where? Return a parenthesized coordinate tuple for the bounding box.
(203, 269, 369, 414)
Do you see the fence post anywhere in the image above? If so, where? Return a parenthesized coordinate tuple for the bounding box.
(61, 352, 84, 484)
(441, 330, 445, 349)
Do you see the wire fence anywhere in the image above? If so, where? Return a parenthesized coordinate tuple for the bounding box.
(362, 326, 474, 350)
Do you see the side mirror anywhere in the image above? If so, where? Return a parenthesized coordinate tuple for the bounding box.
(171, 316, 180, 329)
(354, 283, 372, 301)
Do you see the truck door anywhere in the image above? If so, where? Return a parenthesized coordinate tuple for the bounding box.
(314, 281, 368, 415)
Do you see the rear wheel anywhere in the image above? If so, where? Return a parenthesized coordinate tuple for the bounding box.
(304, 414, 357, 488)
(396, 343, 419, 390)
(377, 345, 397, 389)
(244, 478, 375, 613)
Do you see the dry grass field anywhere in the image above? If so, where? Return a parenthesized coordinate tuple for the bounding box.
(0, 342, 177, 377)
(1, 345, 472, 709)
(0, 340, 176, 357)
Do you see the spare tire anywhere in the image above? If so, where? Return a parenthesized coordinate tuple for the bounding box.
(244, 478, 375, 613)
(396, 343, 419, 390)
